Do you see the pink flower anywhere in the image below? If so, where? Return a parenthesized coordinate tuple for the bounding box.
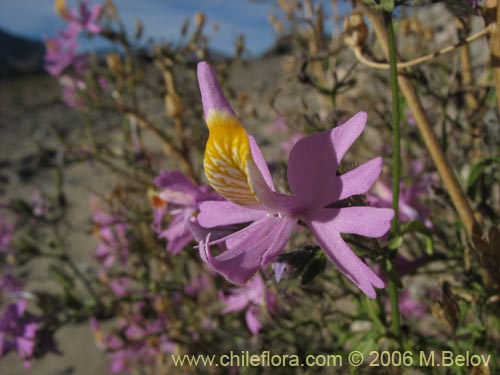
(220, 274, 275, 335)
(90, 199, 129, 270)
(44, 28, 79, 76)
(196, 62, 393, 298)
(56, 0, 102, 35)
(368, 160, 434, 228)
(59, 75, 86, 108)
(90, 303, 174, 374)
(109, 277, 129, 298)
(397, 290, 428, 319)
(0, 219, 13, 254)
(152, 171, 221, 254)
(0, 300, 39, 369)
(31, 190, 47, 217)
(269, 116, 305, 153)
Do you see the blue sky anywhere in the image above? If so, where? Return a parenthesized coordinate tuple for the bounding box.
(0, 0, 343, 56)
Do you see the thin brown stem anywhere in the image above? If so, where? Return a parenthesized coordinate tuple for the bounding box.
(350, 25, 493, 70)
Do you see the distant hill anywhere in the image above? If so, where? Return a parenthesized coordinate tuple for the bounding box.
(0, 28, 45, 76)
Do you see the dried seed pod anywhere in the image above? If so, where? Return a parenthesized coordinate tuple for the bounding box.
(431, 282, 460, 333)
(472, 226, 500, 287)
(343, 11, 368, 49)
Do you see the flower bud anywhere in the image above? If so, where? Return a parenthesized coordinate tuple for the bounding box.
(106, 53, 123, 76)
(54, 0, 70, 20)
(194, 11, 206, 29)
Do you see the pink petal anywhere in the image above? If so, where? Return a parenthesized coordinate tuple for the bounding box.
(314, 207, 393, 238)
(197, 201, 267, 228)
(287, 112, 367, 209)
(216, 218, 277, 262)
(159, 216, 192, 254)
(249, 136, 275, 191)
(199, 217, 289, 284)
(336, 157, 382, 201)
(197, 62, 235, 117)
(246, 158, 300, 214)
(260, 218, 297, 266)
(245, 305, 262, 335)
(305, 212, 384, 298)
(221, 292, 250, 313)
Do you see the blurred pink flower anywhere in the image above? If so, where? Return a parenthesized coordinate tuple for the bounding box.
(220, 274, 275, 335)
(0, 219, 13, 254)
(368, 160, 434, 228)
(90, 199, 129, 270)
(397, 290, 428, 319)
(57, 0, 102, 35)
(184, 275, 211, 297)
(197, 62, 393, 298)
(44, 28, 79, 76)
(90, 303, 174, 374)
(0, 300, 39, 369)
(269, 116, 305, 153)
(109, 277, 129, 298)
(31, 190, 47, 217)
(59, 75, 86, 108)
(152, 170, 220, 255)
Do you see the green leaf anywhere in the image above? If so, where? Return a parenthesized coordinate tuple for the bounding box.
(387, 235, 404, 250)
(467, 157, 500, 189)
(401, 220, 432, 236)
(425, 236, 434, 255)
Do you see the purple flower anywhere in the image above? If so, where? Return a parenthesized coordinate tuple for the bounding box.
(184, 275, 211, 297)
(44, 28, 79, 76)
(109, 277, 129, 298)
(58, 75, 86, 108)
(152, 171, 220, 254)
(196, 62, 393, 298)
(220, 274, 275, 335)
(55, 0, 102, 35)
(397, 290, 428, 319)
(0, 300, 39, 369)
(0, 219, 13, 254)
(90, 303, 175, 374)
(269, 116, 305, 153)
(90, 199, 129, 270)
(368, 160, 434, 228)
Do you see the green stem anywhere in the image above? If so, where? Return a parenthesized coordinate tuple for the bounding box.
(384, 10, 403, 348)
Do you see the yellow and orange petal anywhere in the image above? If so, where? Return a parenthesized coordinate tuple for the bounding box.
(204, 110, 259, 207)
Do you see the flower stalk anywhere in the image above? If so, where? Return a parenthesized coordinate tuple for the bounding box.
(360, 5, 479, 240)
(384, 10, 403, 348)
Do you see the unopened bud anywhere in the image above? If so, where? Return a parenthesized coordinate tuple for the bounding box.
(343, 11, 368, 49)
(54, 0, 70, 20)
(105, 0, 119, 19)
(106, 53, 122, 76)
(194, 11, 206, 29)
